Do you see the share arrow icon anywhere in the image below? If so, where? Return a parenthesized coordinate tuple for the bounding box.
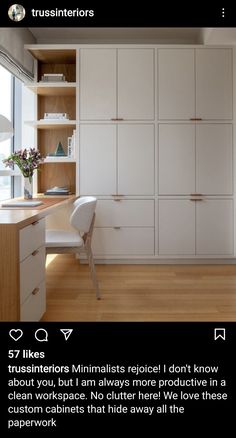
(60, 329, 73, 341)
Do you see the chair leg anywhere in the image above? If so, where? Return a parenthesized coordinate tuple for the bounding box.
(86, 247, 101, 300)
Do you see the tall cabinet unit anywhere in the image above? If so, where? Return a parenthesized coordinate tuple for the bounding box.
(158, 48, 233, 257)
(80, 48, 155, 257)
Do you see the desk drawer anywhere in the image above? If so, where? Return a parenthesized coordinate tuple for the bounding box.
(20, 246, 45, 304)
(20, 218, 45, 261)
(93, 227, 154, 255)
(95, 200, 154, 227)
(20, 280, 46, 321)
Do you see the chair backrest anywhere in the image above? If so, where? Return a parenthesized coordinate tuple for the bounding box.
(70, 196, 97, 233)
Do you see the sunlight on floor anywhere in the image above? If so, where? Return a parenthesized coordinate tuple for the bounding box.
(45, 254, 58, 268)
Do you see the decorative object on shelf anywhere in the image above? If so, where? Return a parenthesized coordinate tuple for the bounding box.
(0, 114, 13, 142)
(2, 148, 44, 199)
(47, 141, 66, 157)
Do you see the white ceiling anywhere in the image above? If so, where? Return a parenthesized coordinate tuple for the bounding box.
(28, 27, 236, 45)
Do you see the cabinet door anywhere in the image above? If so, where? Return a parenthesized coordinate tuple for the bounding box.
(95, 200, 154, 227)
(118, 124, 155, 195)
(196, 200, 233, 255)
(158, 49, 195, 120)
(118, 49, 154, 120)
(159, 200, 195, 255)
(80, 49, 116, 120)
(196, 124, 233, 195)
(196, 49, 232, 120)
(159, 124, 195, 195)
(80, 125, 116, 195)
(93, 228, 154, 256)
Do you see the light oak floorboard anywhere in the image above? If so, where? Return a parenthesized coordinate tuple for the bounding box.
(42, 254, 236, 322)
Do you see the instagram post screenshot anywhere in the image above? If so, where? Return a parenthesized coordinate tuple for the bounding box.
(0, 1, 236, 433)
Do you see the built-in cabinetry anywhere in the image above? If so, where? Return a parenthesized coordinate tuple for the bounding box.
(80, 124, 154, 196)
(20, 218, 46, 320)
(158, 48, 232, 120)
(80, 48, 154, 120)
(25, 44, 234, 261)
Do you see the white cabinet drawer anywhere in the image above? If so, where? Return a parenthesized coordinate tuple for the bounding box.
(93, 228, 154, 255)
(20, 218, 45, 261)
(95, 200, 154, 227)
(20, 280, 46, 322)
(20, 246, 45, 304)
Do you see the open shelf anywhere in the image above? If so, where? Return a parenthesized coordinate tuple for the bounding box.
(43, 157, 76, 163)
(25, 47, 77, 195)
(26, 83, 76, 96)
(26, 120, 76, 129)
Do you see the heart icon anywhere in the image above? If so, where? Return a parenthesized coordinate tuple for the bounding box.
(9, 329, 23, 341)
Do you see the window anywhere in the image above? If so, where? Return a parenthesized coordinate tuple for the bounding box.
(0, 64, 22, 201)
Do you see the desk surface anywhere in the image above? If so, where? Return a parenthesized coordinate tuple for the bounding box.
(0, 195, 76, 227)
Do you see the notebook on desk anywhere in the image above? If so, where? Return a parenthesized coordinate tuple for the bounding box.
(1, 200, 43, 207)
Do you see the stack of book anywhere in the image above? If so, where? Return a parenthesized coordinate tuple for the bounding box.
(40, 73, 66, 82)
(44, 186, 70, 195)
(67, 129, 76, 158)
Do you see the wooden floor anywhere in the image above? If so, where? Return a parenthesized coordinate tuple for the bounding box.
(42, 254, 236, 321)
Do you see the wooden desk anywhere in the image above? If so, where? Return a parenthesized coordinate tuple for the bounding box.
(0, 195, 76, 321)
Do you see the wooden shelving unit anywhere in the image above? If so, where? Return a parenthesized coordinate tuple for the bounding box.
(25, 49, 77, 194)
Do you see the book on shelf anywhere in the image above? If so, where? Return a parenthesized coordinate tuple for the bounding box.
(44, 112, 68, 120)
(44, 186, 70, 195)
(40, 73, 66, 82)
(68, 129, 76, 158)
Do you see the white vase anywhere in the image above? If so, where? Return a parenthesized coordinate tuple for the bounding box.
(24, 177, 33, 199)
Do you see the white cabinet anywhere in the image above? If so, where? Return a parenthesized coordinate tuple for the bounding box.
(196, 200, 233, 255)
(95, 200, 154, 227)
(93, 228, 154, 256)
(80, 124, 154, 196)
(159, 124, 195, 195)
(93, 199, 154, 256)
(158, 48, 232, 120)
(196, 124, 233, 195)
(80, 48, 154, 120)
(196, 49, 232, 120)
(19, 218, 46, 321)
(80, 124, 116, 195)
(158, 49, 195, 120)
(80, 49, 116, 120)
(118, 49, 154, 120)
(159, 200, 195, 255)
(118, 124, 154, 195)
(159, 124, 233, 196)
(159, 199, 233, 256)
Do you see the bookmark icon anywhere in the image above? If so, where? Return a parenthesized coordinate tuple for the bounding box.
(60, 329, 73, 341)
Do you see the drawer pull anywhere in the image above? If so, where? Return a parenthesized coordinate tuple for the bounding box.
(190, 198, 203, 201)
(189, 118, 202, 121)
(32, 221, 39, 226)
(32, 287, 40, 296)
(190, 193, 203, 197)
(113, 227, 121, 230)
(111, 118, 124, 121)
(111, 194, 125, 197)
(32, 249, 39, 256)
